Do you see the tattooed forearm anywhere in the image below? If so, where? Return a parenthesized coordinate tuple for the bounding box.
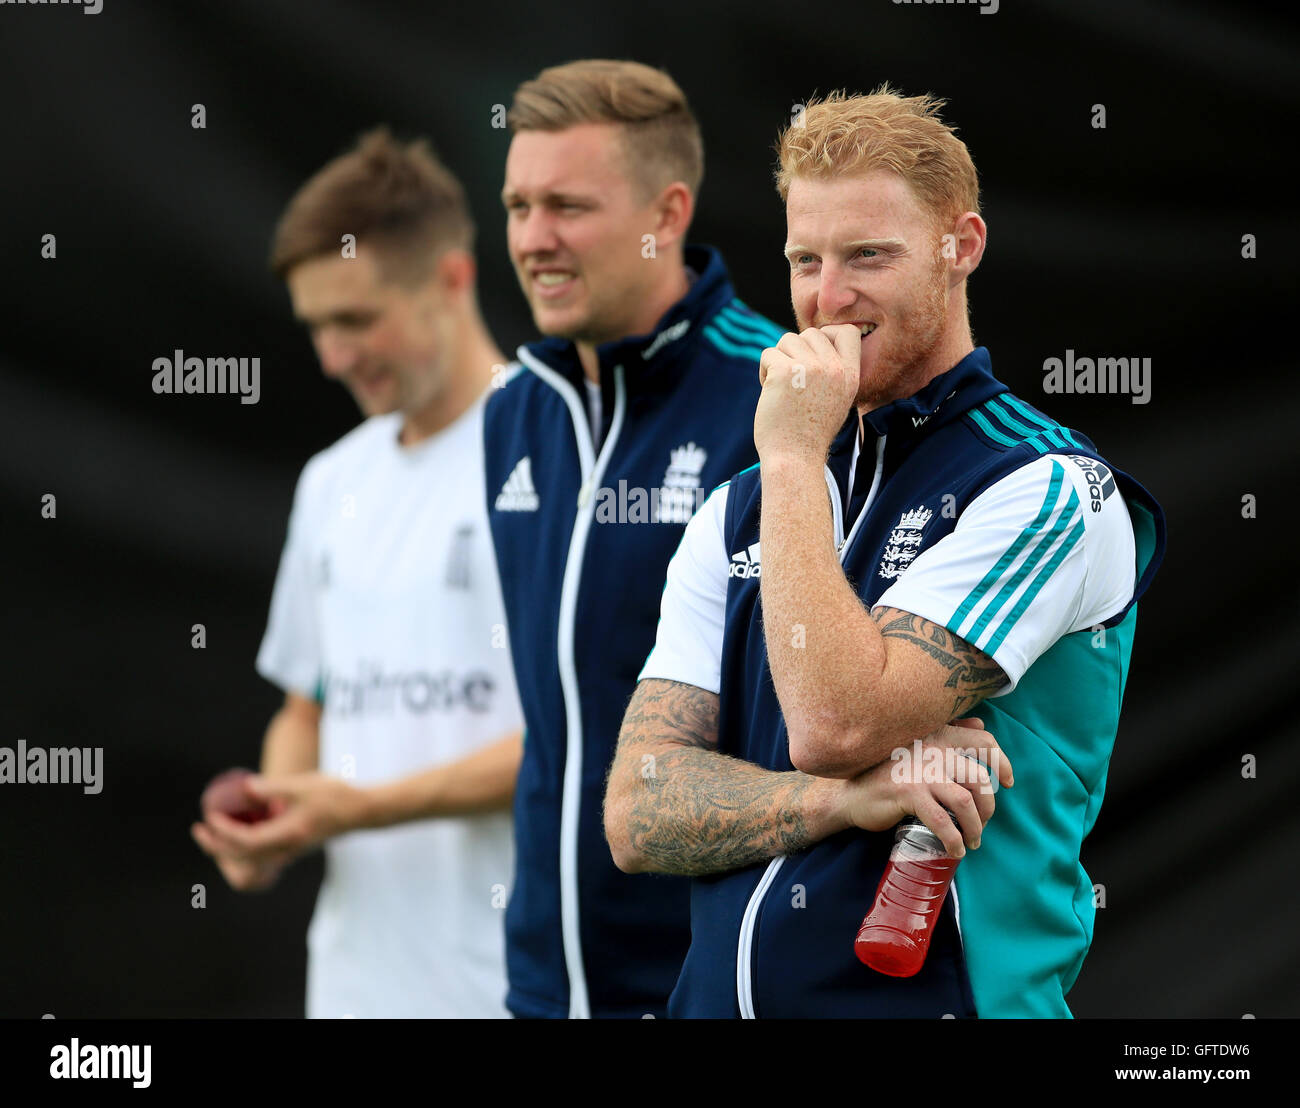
(627, 748, 818, 876)
(871, 607, 1007, 718)
(618, 678, 719, 751)
(608, 679, 835, 877)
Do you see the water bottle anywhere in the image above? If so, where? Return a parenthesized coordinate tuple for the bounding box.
(854, 817, 960, 977)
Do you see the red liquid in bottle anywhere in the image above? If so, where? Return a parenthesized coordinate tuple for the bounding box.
(854, 830, 960, 977)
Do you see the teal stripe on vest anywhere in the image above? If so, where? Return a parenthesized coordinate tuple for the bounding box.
(1032, 428, 1070, 452)
(712, 309, 781, 349)
(999, 394, 1054, 432)
(968, 407, 1020, 448)
(979, 399, 1050, 452)
(985, 397, 1039, 438)
(718, 304, 784, 345)
(1000, 393, 1084, 450)
(985, 514, 1086, 654)
(1022, 430, 1055, 455)
(951, 461, 1065, 630)
(702, 324, 764, 362)
(728, 312, 784, 345)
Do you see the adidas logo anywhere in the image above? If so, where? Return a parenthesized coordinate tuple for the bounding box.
(495, 457, 539, 512)
(728, 542, 761, 579)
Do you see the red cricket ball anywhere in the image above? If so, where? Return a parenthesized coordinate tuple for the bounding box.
(201, 767, 273, 824)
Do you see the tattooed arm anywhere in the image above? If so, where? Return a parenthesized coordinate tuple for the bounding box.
(604, 679, 845, 875)
(870, 607, 1007, 719)
(759, 455, 1008, 780)
(603, 678, 1000, 876)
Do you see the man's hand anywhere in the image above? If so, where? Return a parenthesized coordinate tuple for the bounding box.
(901, 716, 1014, 793)
(835, 719, 1012, 859)
(754, 324, 862, 464)
(190, 772, 372, 891)
(190, 821, 295, 892)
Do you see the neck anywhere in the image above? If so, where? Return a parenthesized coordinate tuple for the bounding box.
(400, 314, 503, 446)
(575, 259, 691, 383)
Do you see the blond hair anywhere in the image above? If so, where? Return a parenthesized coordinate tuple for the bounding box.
(508, 59, 703, 199)
(269, 127, 473, 284)
(776, 86, 979, 229)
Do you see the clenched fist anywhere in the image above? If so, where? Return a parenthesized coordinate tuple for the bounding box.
(754, 324, 863, 464)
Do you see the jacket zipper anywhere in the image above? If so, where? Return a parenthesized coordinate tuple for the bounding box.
(736, 434, 887, 1018)
(518, 349, 628, 1019)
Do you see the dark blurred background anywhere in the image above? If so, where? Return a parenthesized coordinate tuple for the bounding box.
(0, 0, 1295, 1018)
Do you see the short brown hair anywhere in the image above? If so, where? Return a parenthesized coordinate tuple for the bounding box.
(269, 127, 474, 284)
(776, 86, 980, 230)
(508, 59, 704, 200)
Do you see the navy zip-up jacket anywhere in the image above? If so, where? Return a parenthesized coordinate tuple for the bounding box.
(484, 245, 783, 1018)
(663, 347, 1166, 1018)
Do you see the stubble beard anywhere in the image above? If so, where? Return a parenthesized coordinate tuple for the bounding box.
(857, 264, 950, 411)
(534, 281, 626, 348)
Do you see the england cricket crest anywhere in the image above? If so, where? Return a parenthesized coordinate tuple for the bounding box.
(878, 506, 932, 580)
(653, 441, 708, 524)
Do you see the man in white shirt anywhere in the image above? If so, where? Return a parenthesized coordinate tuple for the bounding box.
(191, 128, 523, 1018)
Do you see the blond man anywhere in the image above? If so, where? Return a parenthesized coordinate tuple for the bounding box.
(486, 60, 784, 1018)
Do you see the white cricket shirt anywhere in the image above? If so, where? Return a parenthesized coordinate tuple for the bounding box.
(641, 453, 1137, 696)
(257, 391, 521, 1018)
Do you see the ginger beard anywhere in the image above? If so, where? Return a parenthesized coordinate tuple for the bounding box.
(798, 245, 950, 413)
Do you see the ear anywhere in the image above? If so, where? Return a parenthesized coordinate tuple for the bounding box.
(434, 248, 477, 301)
(650, 182, 694, 252)
(943, 212, 987, 285)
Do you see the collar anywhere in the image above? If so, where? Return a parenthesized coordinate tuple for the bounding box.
(828, 346, 1008, 474)
(516, 244, 735, 395)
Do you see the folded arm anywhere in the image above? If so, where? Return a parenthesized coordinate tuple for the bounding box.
(604, 679, 848, 875)
(604, 679, 993, 875)
(760, 455, 1006, 778)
